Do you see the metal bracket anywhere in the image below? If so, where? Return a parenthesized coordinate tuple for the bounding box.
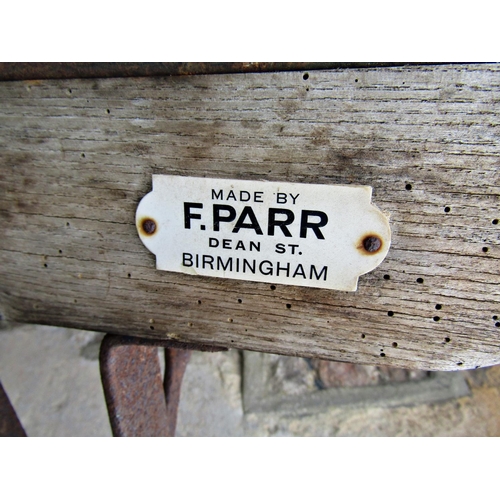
(0, 381, 26, 437)
(99, 334, 226, 437)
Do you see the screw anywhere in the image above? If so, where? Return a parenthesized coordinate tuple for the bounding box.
(363, 236, 382, 253)
(142, 219, 156, 235)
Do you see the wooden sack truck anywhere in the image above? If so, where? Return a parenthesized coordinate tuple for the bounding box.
(0, 62, 499, 436)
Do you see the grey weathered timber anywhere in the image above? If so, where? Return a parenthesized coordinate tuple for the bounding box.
(0, 64, 499, 371)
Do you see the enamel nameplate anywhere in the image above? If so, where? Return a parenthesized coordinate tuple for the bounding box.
(136, 175, 391, 291)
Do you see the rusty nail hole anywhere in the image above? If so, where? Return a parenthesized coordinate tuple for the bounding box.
(380, 353, 386, 357)
(405, 183, 412, 191)
(457, 362, 463, 366)
(127, 273, 131, 278)
(387, 311, 394, 317)
(303, 73, 309, 80)
(493, 219, 499, 225)
(81, 153, 85, 158)
(286, 303, 291, 309)
(433, 316, 440, 322)
(188, 322, 193, 327)
(392, 342, 398, 348)
(197, 300, 201, 305)
(142, 219, 156, 235)
(416, 278, 424, 284)
(482, 247, 489, 253)
(270, 285, 276, 291)
(496, 322, 500, 328)
(435, 304, 442, 310)
(363, 236, 382, 253)
(383, 274, 390, 280)
(444, 206, 451, 213)
(228, 318, 233, 323)
(44, 263, 48, 268)
(361, 334, 366, 339)
(150, 325, 154, 330)
(445, 337, 451, 342)
(238, 299, 242, 304)
(58, 249, 62, 254)
(493, 315, 498, 320)
(106, 109, 110, 114)
(355, 79, 358, 83)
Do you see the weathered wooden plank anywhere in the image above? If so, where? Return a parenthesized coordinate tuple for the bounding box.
(0, 64, 499, 371)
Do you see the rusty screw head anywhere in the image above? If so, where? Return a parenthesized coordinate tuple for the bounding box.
(142, 219, 156, 235)
(363, 236, 382, 253)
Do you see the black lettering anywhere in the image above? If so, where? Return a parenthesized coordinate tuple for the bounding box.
(249, 241, 261, 252)
(254, 192, 264, 203)
(182, 253, 193, 267)
(216, 256, 232, 271)
(310, 265, 328, 281)
(212, 189, 223, 200)
(213, 204, 236, 231)
(202, 255, 214, 269)
(232, 206, 263, 235)
(240, 191, 251, 202)
(300, 210, 328, 239)
(235, 240, 245, 250)
(290, 193, 300, 204)
(268, 208, 294, 237)
(184, 202, 203, 229)
(276, 261, 290, 277)
(275, 243, 286, 254)
(227, 190, 237, 201)
(259, 260, 273, 275)
(293, 264, 306, 279)
(242, 259, 256, 274)
(209, 238, 219, 248)
(276, 193, 287, 204)
(223, 239, 232, 249)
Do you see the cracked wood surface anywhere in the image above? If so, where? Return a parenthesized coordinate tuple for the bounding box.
(0, 64, 499, 371)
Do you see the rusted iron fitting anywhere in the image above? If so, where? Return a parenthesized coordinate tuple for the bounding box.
(0, 381, 26, 437)
(99, 334, 225, 437)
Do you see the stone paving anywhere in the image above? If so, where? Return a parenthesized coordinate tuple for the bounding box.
(1, 323, 499, 436)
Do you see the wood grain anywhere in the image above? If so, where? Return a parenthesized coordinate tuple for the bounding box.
(0, 64, 499, 371)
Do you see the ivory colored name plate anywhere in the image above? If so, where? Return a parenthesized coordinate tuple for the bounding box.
(136, 175, 391, 291)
